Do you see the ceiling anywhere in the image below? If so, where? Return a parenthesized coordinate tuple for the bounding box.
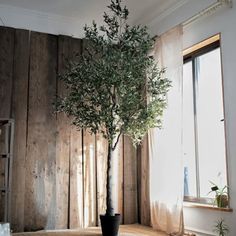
(3, 0, 215, 37)
(0, 0, 183, 25)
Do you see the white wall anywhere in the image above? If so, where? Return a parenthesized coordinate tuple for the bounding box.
(0, 4, 86, 38)
(149, 1, 236, 235)
(182, 2, 236, 235)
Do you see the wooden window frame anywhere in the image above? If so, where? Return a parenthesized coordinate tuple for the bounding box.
(183, 38, 229, 206)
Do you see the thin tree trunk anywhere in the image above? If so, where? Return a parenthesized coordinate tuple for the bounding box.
(106, 143, 114, 216)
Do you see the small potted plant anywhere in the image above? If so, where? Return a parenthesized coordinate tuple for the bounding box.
(209, 182, 228, 208)
(213, 219, 229, 236)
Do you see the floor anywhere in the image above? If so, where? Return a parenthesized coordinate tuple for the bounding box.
(13, 224, 167, 236)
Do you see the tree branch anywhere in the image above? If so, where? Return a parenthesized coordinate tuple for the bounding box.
(112, 130, 122, 151)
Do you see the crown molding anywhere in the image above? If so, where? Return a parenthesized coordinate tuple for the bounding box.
(184, 0, 233, 26)
(0, 1, 191, 36)
(0, 1, 190, 29)
(136, 0, 190, 26)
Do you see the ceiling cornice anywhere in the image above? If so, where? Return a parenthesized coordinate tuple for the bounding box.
(184, 0, 233, 26)
(0, 0, 191, 29)
(135, 0, 190, 26)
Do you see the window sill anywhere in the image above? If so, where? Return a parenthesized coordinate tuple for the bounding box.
(183, 202, 233, 212)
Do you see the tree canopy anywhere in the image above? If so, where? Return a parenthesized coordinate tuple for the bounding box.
(55, 0, 171, 148)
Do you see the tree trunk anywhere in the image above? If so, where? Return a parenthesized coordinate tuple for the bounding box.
(106, 143, 114, 216)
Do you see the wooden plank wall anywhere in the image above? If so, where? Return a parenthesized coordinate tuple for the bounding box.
(123, 136, 138, 224)
(0, 26, 15, 223)
(11, 29, 30, 231)
(0, 26, 145, 232)
(24, 31, 57, 231)
(56, 35, 71, 229)
(138, 136, 151, 226)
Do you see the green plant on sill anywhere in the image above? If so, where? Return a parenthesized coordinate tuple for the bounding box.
(213, 219, 229, 236)
(208, 181, 229, 208)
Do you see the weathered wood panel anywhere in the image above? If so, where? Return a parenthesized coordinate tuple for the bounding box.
(24, 32, 57, 231)
(69, 128, 83, 228)
(0, 26, 14, 118)
(96, 134, 108, 224)
(81, 39, 97, 227)
(0, 26, 141, 231)
(55, 35, 71, 229)
(123, 136, 138, 224)
(11, 29, 30, 232)
(83, 131, 96, 227)
(95, 134, 124, 225)
(112, 136, 124, 223)
(67, 37, 84, 229)
(56, 36, 82, 229)
(117, 137, 124, 223)
(140, 135, 151, 226)
(0, 26, 15, 222)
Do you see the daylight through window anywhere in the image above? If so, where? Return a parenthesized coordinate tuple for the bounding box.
(183, 36, 228, 204)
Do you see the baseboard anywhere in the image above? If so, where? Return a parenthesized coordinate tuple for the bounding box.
(185, 227, 214, 236)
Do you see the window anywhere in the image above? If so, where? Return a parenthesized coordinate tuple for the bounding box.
(183, 35, 228, 204)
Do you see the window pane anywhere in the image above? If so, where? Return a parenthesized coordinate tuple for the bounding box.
(183, 61, 197, 197)
(196, 48, 227, 198)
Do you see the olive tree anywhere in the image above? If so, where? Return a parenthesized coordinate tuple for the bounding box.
(55, 0, 171, 217)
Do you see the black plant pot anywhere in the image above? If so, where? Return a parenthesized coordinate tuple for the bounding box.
(100, 214, 121, 236)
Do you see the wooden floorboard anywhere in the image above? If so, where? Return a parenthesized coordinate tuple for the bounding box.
(13, 225, 167, 236)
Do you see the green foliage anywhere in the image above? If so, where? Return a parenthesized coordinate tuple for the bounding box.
(208, 181, 229, 207)
(213, 219, 229, 236)
(209, 181, 228, 196)
(55, 0, 171, 147)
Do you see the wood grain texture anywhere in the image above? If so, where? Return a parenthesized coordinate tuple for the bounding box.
(0, 26, 14, 118)
(24, 32, 57, 231)
(117, 136, 124, 222)
(12, 224, 167, 236)
(0, 138, 6, 221)
(95, 134, 108, 224)
(55, 35, 71, 229)
(11, 29, 30, 232)
(67, 37, 83, 229)
(69, 128, 83, 228)
(83, 131, 96, 227)
(0, 26, 15, 222)
(139, 135, 150, 226)
(95, 134, 124, 225)
(112, 136, 124, 223)
(81, 38, 97, 227)
(0, 26, 141, 231)
(123, 136, 138, 224)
